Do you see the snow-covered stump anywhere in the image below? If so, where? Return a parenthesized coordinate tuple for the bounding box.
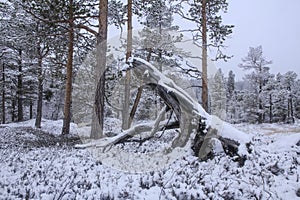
(76, 57, 252, 163)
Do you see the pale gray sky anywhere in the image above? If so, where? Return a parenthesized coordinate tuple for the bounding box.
(109, 0, 300, 80)
(217, 0, 300, 79)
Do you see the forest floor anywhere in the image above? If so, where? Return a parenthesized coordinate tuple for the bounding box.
(0, 119, 299, 200)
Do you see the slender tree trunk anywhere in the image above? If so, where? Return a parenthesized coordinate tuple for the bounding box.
(282, 98, 286, 122)
(62, 0, 74, 135)
(158, 20, 162, 72)
(232, 104, 236, 121)
(91, 0, 108, 139)
(35, 47, 43, 128)
(17, 49, 23, 122)
(201, 0, 208, 112)
(122, 0, 133, 130)
(29, 100, 33, 119)
(258, 96, 263, 123)
(287, 97, 290, 121)
(269, 93, 273, 123)
(129, 86, 143, 126)
(156, 22, 163, 118)
(11, 97, 15, 122)
(128, 49, 152, 127)
(258, 65, 263, 123)
(291, 97, 294, 123)
(2, 63, 5, 124)
(288, 92, 294, 123)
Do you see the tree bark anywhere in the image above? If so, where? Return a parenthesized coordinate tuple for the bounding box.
(90, 0, 108, 139)
(288, 93, 294, 123)
(269, 93, 273, 123)
(11, 97, 15, 122)
(128, 86, 143, 126)
(17, 49, 23, 122)
(122, 0, 133, 130)
(201, 0, 208, 112)
(29, 100, 33, 119)
(35, 44, 43, 128)
(62, 0, 74, 135)
(1, 63, 5, 124)
(290, 97, 294, 123)
(258, 64, 263, 123)
(258, 95, 263, 123)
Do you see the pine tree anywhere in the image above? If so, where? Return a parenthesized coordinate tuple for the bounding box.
(210, 68, 226, 119)
(294, 79, 300, 119)
(0, 0, 39, 122)
(226, 70, 235, 121)
(282, 71, 297, 123)
(273, 73, 287, 122)
(239, 46, 272, 123)
(262, 75, 276, 123)
(21, 0, 99, 134)
(172, 0, 234, 112)
(227, 70, 235, 99)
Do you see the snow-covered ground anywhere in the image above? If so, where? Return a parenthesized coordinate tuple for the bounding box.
(0, 119, 299, 199)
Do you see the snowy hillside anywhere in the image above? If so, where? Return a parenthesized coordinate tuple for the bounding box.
(0, 120, 299, 199)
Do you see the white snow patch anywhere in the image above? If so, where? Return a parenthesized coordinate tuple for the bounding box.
(1, 119, 299, 199)
(2, 119, 78, 135)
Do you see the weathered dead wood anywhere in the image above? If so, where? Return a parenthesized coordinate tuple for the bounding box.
(131, 58, 206, 149)
(75, 121, 176, 150)
(131, 58, 205, 118)
(75, 106, 170, 150)
(76, 58, 251, 161)
(131, 58, 251, 157)
(192, 128, 247, 165)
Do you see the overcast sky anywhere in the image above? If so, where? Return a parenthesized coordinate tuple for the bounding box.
(109, 0, 300, 80)
(216, 0, 300, 79)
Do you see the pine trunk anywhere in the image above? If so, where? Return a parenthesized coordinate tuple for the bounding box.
(129, 86, 143, 126)
(62, 0, 74, 135)
(17, 49, 23, 122)
(11, 98, 15, 122)
(122, 0, 132, 130)
(1, 63, 5, 124)
(258, 65, 263, 123)
(29, 100, 33, 119)
(269, 93, 273, 123)
(201, 0, 208, 112)
(290, 97, 294, 123)
(258, 96, 263, 123)
(90, 0, 108, 139)
(35, 49, 43, 128)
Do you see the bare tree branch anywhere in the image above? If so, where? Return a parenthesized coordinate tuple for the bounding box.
(75, 24, 98, 36)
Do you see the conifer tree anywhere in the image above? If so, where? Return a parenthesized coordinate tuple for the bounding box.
(172, 0, 234, 112)
(239, 46, 272, 123)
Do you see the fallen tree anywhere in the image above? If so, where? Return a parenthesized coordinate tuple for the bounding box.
(76, 57, 252, 163)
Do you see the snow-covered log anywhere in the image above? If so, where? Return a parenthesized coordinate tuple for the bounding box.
(76, 58, 252, 161)
(130, 58, 251, 156)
